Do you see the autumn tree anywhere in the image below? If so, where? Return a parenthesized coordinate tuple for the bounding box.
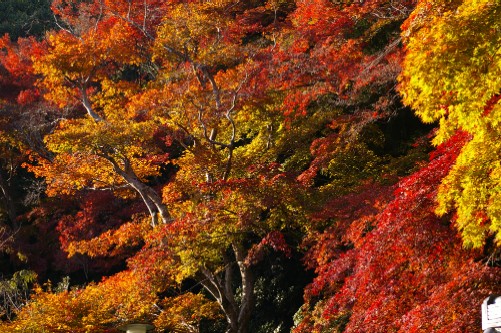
(399, 0, 501, 248)
(30, 0, 173, 226)
(294, 132, 501, 333)
(24, 1, 310, 332)
(0, 33, 61, 254)
(291, 1, 501, 331)
(0, 271, 220, 332)
(27, 1, 430, 332)
(265, 0, 424, 200)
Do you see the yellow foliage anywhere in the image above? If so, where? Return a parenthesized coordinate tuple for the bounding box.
(66, 219, 151, 258)
(400, 0, 501, 144)
(1, 257, 217, 332)
(154, 293, 222, 332)
(26, 152, 120, 196)
(1, 271, 159, 332)
(400, 0, 501, 247)
(153, 2, 239, 68)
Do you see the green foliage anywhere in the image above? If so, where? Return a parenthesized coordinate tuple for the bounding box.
(0, 270, 37, 320)
(0, 0, 54, 40)
(249, 255, 311, 333)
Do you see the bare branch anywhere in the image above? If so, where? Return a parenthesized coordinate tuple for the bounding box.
(143, 0, 148, 31)
(80, 84, 104, 122)
(196, 104, 229, 148)
(52, 14, 82, 41)
(94, 0, 105, 33)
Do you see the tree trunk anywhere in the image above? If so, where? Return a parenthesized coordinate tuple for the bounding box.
(0, 170, 17, 226)
(124, 173, 171, 226)
(199, 244, 255, 333)
(76, 84, 171, 226)
(233, 244, 255, 333)
(103, 153, 172, 226)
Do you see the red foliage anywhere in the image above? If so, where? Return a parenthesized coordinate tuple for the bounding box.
(1, 2, 494, 332)
(57, 191, 139, 251)
(0, 35, 42, 102)
(246, 231, 292, 266)
(270, 0, 413, 120)
(483, 94, 501, 116)
(11, 191, 146, 281)
(296, 132, 501, 332)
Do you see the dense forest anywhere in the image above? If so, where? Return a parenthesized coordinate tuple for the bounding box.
(0, 0, 500, 332)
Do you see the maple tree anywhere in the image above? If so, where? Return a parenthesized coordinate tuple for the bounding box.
(265, 0, 424, 199)
(29, 7, 172, 227)
(290, 0, 501, 331)
(0, 0, 499, 332)
(1, 271, 220, 332)
(294, 132, 501, 333)
(399, 0, 501, 247)
(0, 32, 62, 260)
(21, 1, 311, 332)
(280, 0, 501, 332)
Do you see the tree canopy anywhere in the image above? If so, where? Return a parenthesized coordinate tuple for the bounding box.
(0, 0, 500, 332)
